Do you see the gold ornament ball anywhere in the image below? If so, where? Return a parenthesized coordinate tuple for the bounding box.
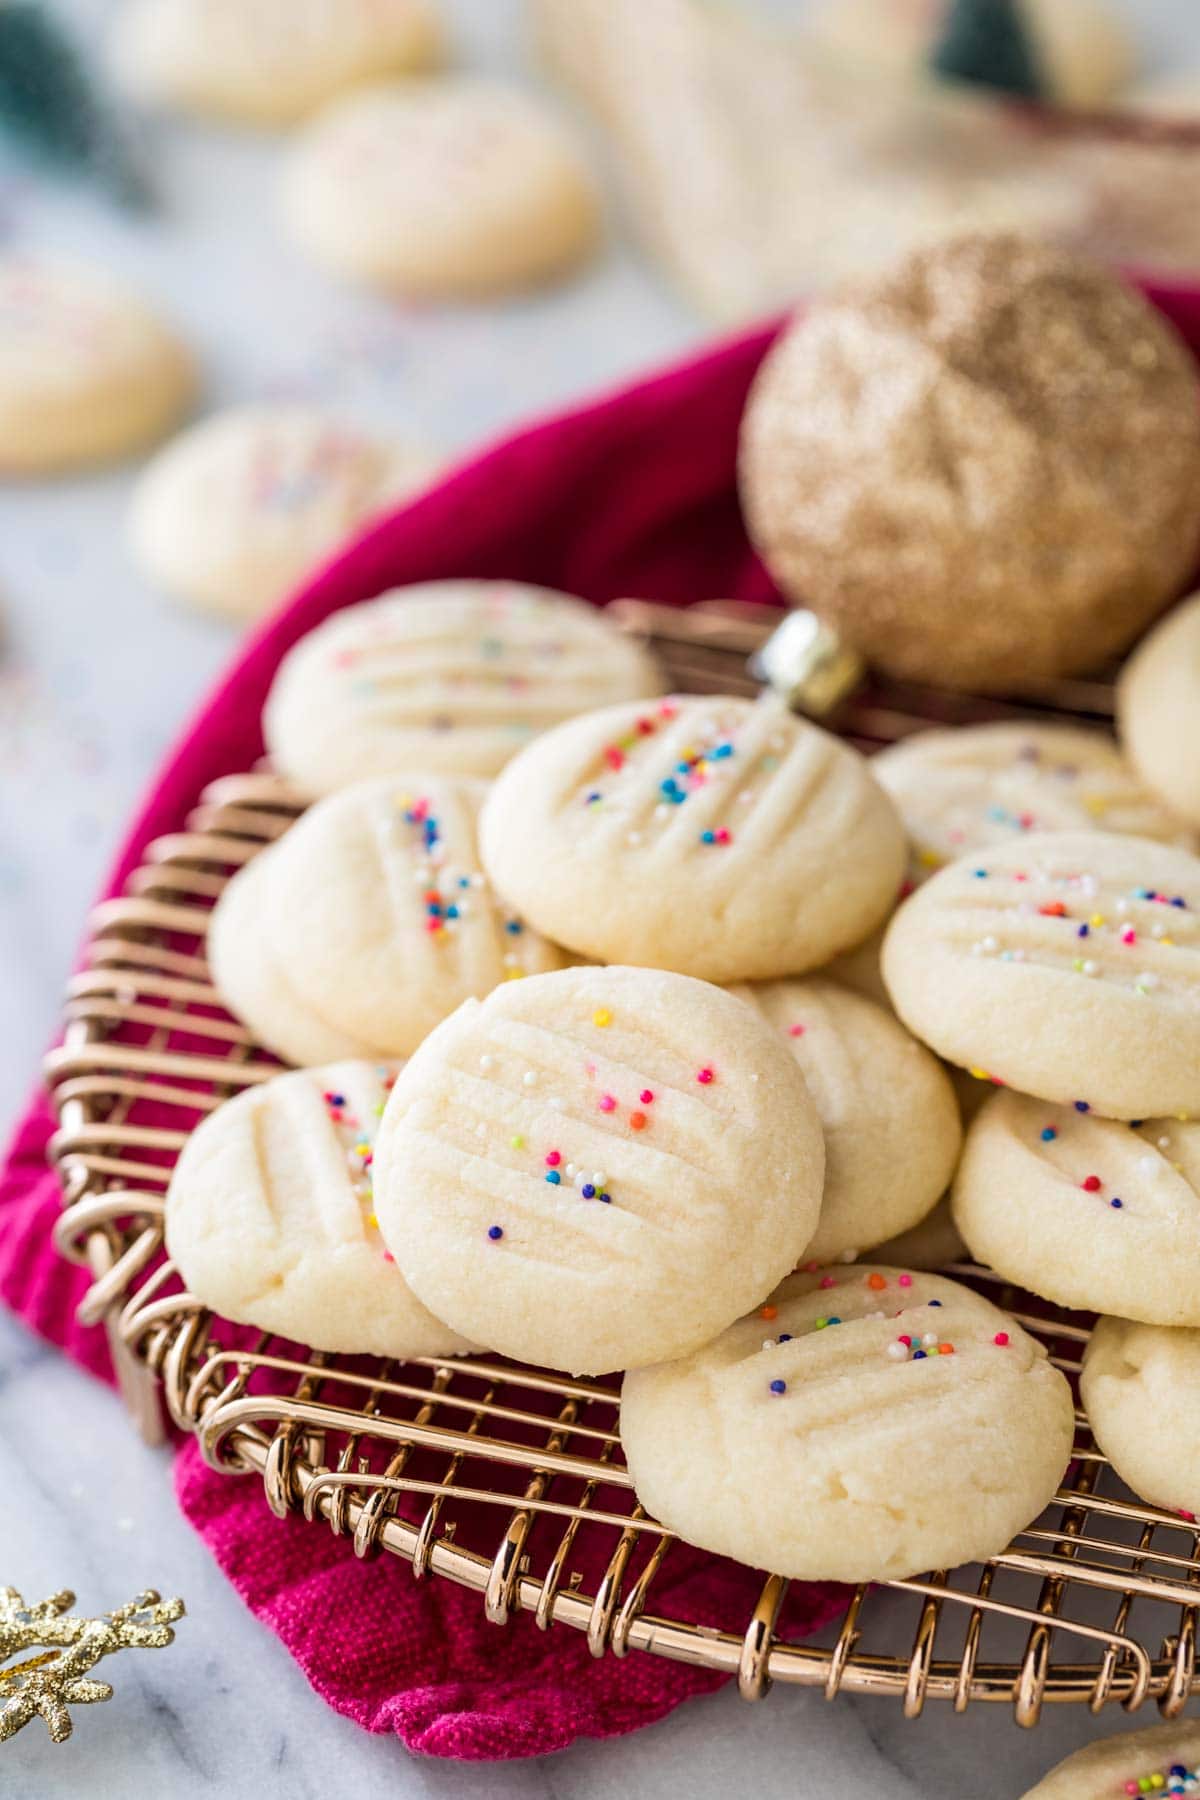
(738, 233, 1200, 691)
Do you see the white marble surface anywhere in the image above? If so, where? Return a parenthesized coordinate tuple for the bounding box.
(3, 0, 1200, 1794)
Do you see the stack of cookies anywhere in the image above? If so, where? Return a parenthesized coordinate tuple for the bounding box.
(166, 575, 1200, 1586)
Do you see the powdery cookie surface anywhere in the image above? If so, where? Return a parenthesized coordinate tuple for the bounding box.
(882, 832, 1200, 1119)
(111, 0, 442, 124)
(1119, 592, 1200, 828)
(480, 695, 906, 982)
(211, 775, 568, 1066)
(1020, 1720, 1200, 1799)
(129, 405, 439, 619)
(1082, 1316, 1200, 1518)
(726, 977, 960, 1260)
(620, 1265, 1073, 1583)
(875, 721, 1194, 884)
(372, 966, 824, 1375)
(953, 1091, 1200, 1323)
(283, 77, 599, 297)
(263, 581, 662, 793)
(0, 257, 194, 474)
(165, 1061, 474, 1357)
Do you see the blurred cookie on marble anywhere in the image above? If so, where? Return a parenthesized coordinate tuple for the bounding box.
(129, 405, 440, 620)
(283, 77, 600, 297)
(1119, 593, 1200, 829)
(1020, 1719, 1200, 1799)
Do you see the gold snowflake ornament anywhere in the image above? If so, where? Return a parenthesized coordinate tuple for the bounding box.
(0, 1587, 185, 1744)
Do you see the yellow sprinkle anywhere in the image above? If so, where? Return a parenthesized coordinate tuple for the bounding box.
(1090, 913, 1106, 927)
(1161, 935, 1175, 946)
(505, 968, 524, 981)
(367, 1212, 378, 1227)
(1082, 795, 1109, 816)
(593, 1008, 612, 1027)
(917, 848, 943, 869)
(968, 1067, 989, 1081)
(511, 1135, 525, 1149)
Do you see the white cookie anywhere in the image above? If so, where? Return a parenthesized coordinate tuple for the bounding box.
(283, 77, 600, 297)
(954, 1091, 1200, 1323)
(210, 774, 569, 1066)
(1020, 1720, 1200, 1799)
(1082, 1316, 1200, 1519)
(111, 0, 442, 126)
(883, 831, 1200, 1119)
(165, 1060, 473, 1357)
(263, 580, 663, 794)
(372, 965, 824, 1376)
(480, 695, 907, 983)
(1119, 593, 1200, 828)
(129, 405, 439, 620)
(621, 1264, 1074, 1583)
(875, 721, 1194, 885)
(0, 257, 194, 475)
(726, 977, 961, 1261)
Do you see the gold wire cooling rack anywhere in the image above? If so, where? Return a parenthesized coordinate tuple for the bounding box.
(43, 600, 1200, 1724)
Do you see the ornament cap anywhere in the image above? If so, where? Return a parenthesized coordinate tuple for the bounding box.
(750, 609, 864, 717)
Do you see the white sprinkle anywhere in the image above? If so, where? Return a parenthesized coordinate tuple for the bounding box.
(592, 1171, 606, 1187)
(471, 873, 486, 888)
(761, 1338, 776, 1352)
(479, 1054, 494, 1071)
(1158, 1135, 1172, 1150)
(1136, 971, 1159, 991)
(982, 934, 999, 953)
(654, 804, 670, 821)
(566, 1162, 576, 1177)
(838, 1248, 857, 1264)
(1138, 1154, 1160, 1175)
(503, 952, 518, 968)
(627, 831, 642, 847)
(1116, 897, 1129, 914)
(1082, 960, 1099, 977)
(886, 1342, 907, 1361)
(523, 1071, 537, 1087)
(922, 1332, 938, 1346)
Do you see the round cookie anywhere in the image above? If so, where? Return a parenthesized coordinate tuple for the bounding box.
(882, 831, 1200, 1119)
(129, 405, 440, 620)
(726, 976, 961, 1261)
(283, 77, 600, 297)
(620, 1264, 1074, 1583)
(0, 257, 194, 475)
(263, 581, 663, 794)
(739, 235, 1200, 691)
(875, 721, 1195, 885)
(165, 1060, 474, 1358)
(371, 965, 825, 1376)
(1020, 1720, 1200, 1800)
(111, 0, 442, 126)
(1119, 593, 1200, 828)
(480, 695, 907, 983)
(953, 1091, 1200, 1323)
(1082, 1316, 1200, 1519)
(210, 775, 569, 1066)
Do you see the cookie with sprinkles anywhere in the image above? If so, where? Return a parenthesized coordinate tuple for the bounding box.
(954, 1091, 1200, 1323)
(110, 0, 443, 126)
(1119, 591, 1200, 829)
(129, 405, 440, 620)
(165, 1061, 476, 1358)
(1082, 1317, 1200, 1521)
(882, 831, 1200, 1119)
(209, 774, 569, 1065)
(726, 976, 961, 1261)
(371, 965, 824, 1375)
(620, 1264, 1073, 1582)
(1019, 1718, 1200, 1798)
(0, 256, 194, 475)
(480, 694, 906, 982)
(263, 580, 663, 795)
(875, 721, 1195, 887)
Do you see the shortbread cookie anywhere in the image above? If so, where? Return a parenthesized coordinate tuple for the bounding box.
(726, 977, 960, 1260)
(1082, 1316, 1200, 1518)
(264, 581, 662, 794)
(129, 406, 439, 620)
(111, 0, 442, 125)
(882, 832, 1200, 1119)
(621, 1265, 1073, 1582)
(372, 966, 824, 1375)
(875, 721, 1194, 885)
(1020, 1720, 1200, 1800)
(871, 1197, 966, 1271)
(953, 1091, 1200, 1323)
(210, 775, 569, 1066)
(1119, 593, 1200, 828)
(481, 695, 906, 982)
(0, 257, 193, 474)
(283, 78, 600, 297)
(165, 1061, 474, 1357)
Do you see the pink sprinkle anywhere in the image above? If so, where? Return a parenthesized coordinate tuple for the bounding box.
(697, 1067, 715, 1085)
(994, 1332, 1009, 1347)
(898, 1334, 912, 1347)
(1081, 1174, 1102, 1192)
(713, 827, 731, 845)
(803, 1260, 820, 1273)
(1121, 927, 1137, 945)
(1181, 1509, 1196, 1523)
(545, 1150, 561, 1167)
(639, 1089, 654, 1104)
(382, 1251, 395, 1264)
(788, 1023, 806, 1038)
(598, 1094, 617, 1113)
(819, 1275, 836, 1290)
(897, 1273, 913, 1288)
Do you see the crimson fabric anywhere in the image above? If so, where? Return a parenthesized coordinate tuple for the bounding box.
(4, 280, 1200, 1758)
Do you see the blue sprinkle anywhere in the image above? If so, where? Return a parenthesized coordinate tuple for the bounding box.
(1077, 923, 1089, 938)
(913, 1349, 927, 1360)
(928, 1299, 942, 1308)
(586, 790, 603, 805)
(488, 1225, 503, 1241)
(505, 920, 523, 934)
(769, 1379, 787, 1395)
(581, 1183, 595, 1198)
(1075, 1101, 1090, 1113)
(1173, 896, 1188, 908)
(713, 742, 734, 759)
(445, 904, 459, 920)
(827, 1316, 842, 1326)
(458, 876, 471, 888)
(545, 1170, 561, 1186)
(1111, 1197, 1123, 1209)
(328, 1093, 345, 1106)
(1041, 1127, 1057, 1141)
(598, 1192, 612, 1204)
(778, 1333, 793, 1342)
(675, 760, 692, 774)
(972, 869, 987, 878)
(700, 829, 716, 844)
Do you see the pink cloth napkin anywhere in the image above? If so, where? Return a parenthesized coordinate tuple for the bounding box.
(5, 279, 1200, 1759)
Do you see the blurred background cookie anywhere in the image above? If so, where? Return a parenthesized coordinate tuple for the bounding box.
(1119, 591, 1200, 829)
